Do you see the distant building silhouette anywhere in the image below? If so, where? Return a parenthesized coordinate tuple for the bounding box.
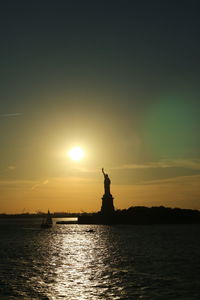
(101, 168, 115, 216)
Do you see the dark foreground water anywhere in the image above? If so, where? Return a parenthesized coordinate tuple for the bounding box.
(0, 219, 200, 300)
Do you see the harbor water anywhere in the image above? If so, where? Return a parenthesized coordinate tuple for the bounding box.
(0, 218, 200, 299)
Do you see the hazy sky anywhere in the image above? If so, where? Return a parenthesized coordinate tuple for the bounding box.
(0, 1, 200, 213)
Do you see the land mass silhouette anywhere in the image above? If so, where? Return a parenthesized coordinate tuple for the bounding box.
(1, 206, 200, 224)
(78, 206, 200, 225)
(78, 169, 200, 224)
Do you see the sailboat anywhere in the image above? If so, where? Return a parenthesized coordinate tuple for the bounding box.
(40, 210, 53, 228)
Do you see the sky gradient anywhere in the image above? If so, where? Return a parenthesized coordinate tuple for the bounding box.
(0, 1, 200, 213)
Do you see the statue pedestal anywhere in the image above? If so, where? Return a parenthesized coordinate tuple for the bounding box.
(101, 194, 115, 216)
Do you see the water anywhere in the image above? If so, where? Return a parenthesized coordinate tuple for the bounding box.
(0, 219, 200, 299)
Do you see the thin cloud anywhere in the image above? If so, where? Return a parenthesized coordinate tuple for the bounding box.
(135, 174, 200, 186)
(31, 179, 49, 190)
(114, 159, 200, 171)
(0, 113, 22, 117)
(7, 165, 16, 171)
(0, 180, 34, 185)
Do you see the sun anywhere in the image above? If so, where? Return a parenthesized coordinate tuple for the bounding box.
(68, 147, 84, 161)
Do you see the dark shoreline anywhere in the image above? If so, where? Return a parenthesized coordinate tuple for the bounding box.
(1, 206, 200, 225)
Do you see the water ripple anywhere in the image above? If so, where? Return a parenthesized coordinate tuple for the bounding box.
(0, 221, 200, 299)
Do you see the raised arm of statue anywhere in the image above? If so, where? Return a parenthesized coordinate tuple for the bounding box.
(102, 168, 111, 195)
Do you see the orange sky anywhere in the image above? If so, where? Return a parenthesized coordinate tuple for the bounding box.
(1, 169, 200, 214)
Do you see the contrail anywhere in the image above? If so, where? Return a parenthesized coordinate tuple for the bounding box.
(0, 113, 22, 117)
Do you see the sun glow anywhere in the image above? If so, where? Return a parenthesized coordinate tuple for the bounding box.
(68, 147, 84, 161)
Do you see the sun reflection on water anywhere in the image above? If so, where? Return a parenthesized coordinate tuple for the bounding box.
(43, 225, 124, 300)
(1, 220, 199, 299)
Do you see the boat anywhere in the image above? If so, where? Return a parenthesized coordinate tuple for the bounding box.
(40, 210, 53, 228)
